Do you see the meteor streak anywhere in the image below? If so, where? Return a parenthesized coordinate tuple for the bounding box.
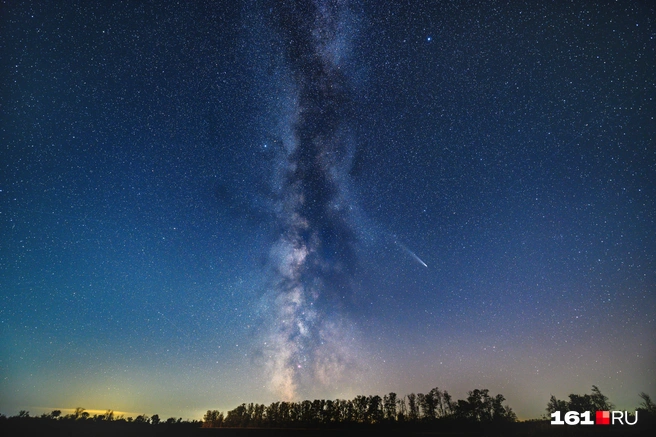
(396, 241, 428, 268)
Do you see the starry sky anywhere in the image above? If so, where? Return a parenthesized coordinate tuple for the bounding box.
(1, 0, 654, 421)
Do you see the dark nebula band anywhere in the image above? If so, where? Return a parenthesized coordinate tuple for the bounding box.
(262, 0, 361, 399)
(277, 0, 357, 302)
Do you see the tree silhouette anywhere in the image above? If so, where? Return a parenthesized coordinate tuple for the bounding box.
(396, 395, 407, 422)
(134, 414, 150, 424)
(212, 387, 516, 428)
(546, 386, 614, 416)
(639, 392, 656, 414)
(369, 395, 384, 423)
(323, 399, 336, 424)
(353, 395, 367, 423)
(590, 385, 613, 411)
(72, 407, 85, 420)
(443, 390, 454, 416)
(407, 393, 419, 422)
(418, 388, 445, 420)
(223, 403, 246, 427)
(202, 410, 223, 428)
(383, 392, 397, 421)
(546, 395, 569, 415)
(569, 394, 597, 413)
(452, 389, 515, 422)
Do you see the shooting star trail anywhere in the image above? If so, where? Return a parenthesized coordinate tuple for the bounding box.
(396, 241, 428, 268)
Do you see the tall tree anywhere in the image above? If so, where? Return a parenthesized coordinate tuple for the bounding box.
(396, 396, 407, 422)
(383, 392, 397, 421)
(568, 394, 594, 413)
(491, 394, 516, 422)
(590, 386, 614, 411)
(407, 393, 419, 422)
(202, 410, 223, 428)
(638, 392, 656, 414)
(443, 391, 454, 416)
(353, 395, 368, 423)
(419, 388, 442, 420)
(367, 395, 383, 424)
(546, 395, 569, 414)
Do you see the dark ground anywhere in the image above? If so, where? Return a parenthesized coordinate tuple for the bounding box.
(2, 418, 654, 437)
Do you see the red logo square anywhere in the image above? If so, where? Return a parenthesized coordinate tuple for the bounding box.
(596, 410, 610, 425)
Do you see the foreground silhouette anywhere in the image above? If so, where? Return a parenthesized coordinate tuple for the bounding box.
(204, 387, 515, 428)
(1, 386, 653, 436)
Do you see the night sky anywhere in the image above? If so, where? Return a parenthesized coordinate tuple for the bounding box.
(1, 0, 654, 421)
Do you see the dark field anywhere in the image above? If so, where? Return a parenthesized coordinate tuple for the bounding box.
(1, 418, 653, 437)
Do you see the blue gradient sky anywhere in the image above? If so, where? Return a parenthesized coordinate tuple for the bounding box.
(1, 0, 654, 420)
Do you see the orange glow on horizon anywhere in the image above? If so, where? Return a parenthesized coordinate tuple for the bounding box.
(30, 407, 147, 419)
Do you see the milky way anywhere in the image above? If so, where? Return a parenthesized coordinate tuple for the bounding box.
(260, 0, 362, 400)
(3, 0, 653, 420)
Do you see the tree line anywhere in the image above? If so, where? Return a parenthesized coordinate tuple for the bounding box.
(202, 387, 517, 428)
(0, 407, 192, 425)
(1, 386, 653, 434)
(0, 409, 198, 437)
(546, 385, 656, 418)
